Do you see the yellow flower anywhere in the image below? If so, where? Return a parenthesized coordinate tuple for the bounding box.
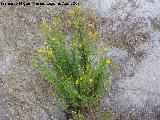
(89, 79, 93, 82)
(96, 51, 102, 55)
(80, 76, 83, 81)
(103, 46, 109, 51)
(68, 9, 75, 14)
(76, 5, 81, 10)
(70, 42, 76, 48)
(94, 32, 99, 35)
(52, 38, 56, 41)
(106, 59, 112, 64)
(96, 52, 99, 55)
(38, 48, 46, 54)
(76, 80, 79, 84)
(86, 64, 89, 70)
(88, 32, 93, 36)
(79, 44, 82, 48)
(88, 31, 99, 38)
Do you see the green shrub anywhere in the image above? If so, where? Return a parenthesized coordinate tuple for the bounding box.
(32, 6, 114, 119)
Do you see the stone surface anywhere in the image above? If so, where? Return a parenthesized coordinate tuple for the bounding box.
(0, 0, 64, 119)
(91, 0, 160, 119)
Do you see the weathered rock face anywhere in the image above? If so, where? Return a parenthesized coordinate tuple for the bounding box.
(0, 0, 67, 119)
(91, 0, 160, 119)
(92, 0, 160, 18)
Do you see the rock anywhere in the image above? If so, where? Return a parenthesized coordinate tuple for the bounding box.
(91, 0, 160, 119)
